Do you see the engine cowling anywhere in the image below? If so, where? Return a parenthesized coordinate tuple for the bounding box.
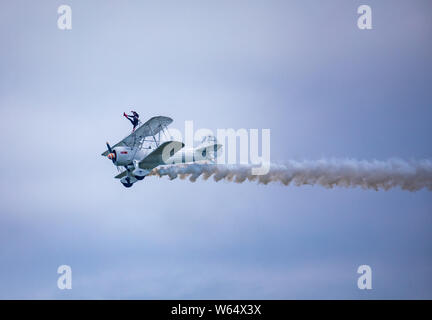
(112, 146, 134, 166)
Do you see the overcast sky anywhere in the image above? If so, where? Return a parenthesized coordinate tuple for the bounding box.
(0, 0, 431, 299)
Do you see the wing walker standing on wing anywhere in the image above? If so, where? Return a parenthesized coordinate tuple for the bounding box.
(123, 110, 140, 132)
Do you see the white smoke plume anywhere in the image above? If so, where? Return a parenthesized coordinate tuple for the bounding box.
(149, 159, 432, 191)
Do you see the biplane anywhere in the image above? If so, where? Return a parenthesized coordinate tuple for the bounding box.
(101, 116, 222, 188)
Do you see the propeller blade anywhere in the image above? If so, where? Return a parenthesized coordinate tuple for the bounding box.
(106, 142, 113, 154)
(106, 142, 116, 163)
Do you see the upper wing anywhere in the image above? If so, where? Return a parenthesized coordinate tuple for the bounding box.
(101, 116, 173, 156)
(122, 116, 173, 149)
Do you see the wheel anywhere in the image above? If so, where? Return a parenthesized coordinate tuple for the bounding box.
(135, 175, 145, 181)
(121, 182, 133, 188)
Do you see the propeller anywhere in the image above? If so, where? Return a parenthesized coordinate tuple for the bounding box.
(106, 142, 116, 163)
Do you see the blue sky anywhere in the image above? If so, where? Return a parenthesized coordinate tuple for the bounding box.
(0, 0, 431, 299)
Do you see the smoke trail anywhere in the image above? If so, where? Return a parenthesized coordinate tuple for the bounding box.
(148, 159, 432, 191)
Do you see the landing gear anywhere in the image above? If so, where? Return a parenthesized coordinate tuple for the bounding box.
(132, 168, 149, 181)
(121, 177, 134, 188)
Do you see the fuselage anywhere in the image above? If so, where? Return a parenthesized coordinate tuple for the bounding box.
(107, 142, 221, 188)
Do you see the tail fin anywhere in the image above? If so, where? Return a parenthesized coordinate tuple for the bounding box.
(195, 135, 222, 162)
(198, 135, 218, 148)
